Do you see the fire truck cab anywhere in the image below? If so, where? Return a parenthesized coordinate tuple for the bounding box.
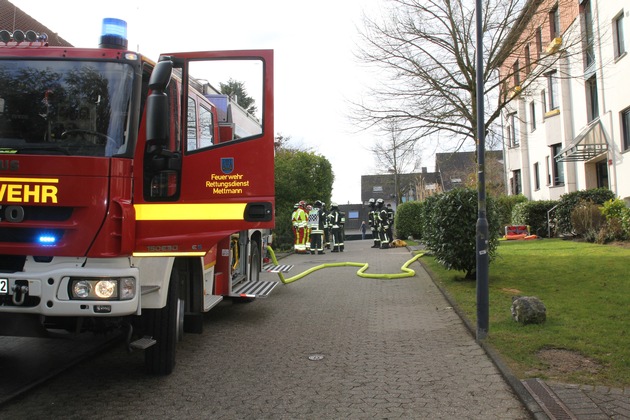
(0, 19, 276, 374)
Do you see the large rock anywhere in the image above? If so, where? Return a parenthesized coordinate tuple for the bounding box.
(511, 296, 546, 324)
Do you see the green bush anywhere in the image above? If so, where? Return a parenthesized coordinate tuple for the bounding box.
(600, 198, 630, 241)
(419, 194, 440, 242)
(556, 188, 615, 235)
(602, 198, 627, 221)
(274, 206, 295, 251)
(570, 200, 605, 240)
(495, 194, 528, 233)
(421, 188, 500, 279)
(394, 201, 424, 240)
(511, 200, 558, 237)
(621, 208, 630, 239)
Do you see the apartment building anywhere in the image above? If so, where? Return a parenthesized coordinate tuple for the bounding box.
(500, 0, 629, 203)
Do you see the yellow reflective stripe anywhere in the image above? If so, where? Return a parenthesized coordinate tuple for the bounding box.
(134, 203, 246, 221)
(133, 251, 206, 257)
(0, 177, 59, 183)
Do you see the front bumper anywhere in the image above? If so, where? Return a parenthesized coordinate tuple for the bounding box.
(0, 257, 140, 317)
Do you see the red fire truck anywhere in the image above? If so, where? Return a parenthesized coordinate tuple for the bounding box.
(0, 19, 276, 374)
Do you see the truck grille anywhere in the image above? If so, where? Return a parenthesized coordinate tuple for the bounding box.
(0, 206, 71, 244)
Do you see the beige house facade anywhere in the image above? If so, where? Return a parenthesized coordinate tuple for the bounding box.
(500, 0, 629, 203)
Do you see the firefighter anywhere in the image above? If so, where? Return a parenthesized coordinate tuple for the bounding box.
(386, 203, 395, 245)
(327, 202, 343, 252)
(376, 198, 390, 249)
(291, 203, 300, 251)
(339, 208, 346, 252)
(292, 201, 308, 254)
(308, 200, 326, 254)
(297, 201, 309, 254)
(304, 204, 313, 253)
(322, 202, 331, 249)
(367, 198, 380, 249)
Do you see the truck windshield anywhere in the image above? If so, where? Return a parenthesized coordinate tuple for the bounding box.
(0, 60, 134, 157)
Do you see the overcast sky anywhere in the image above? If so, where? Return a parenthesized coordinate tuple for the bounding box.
(13, 0, 392, 204)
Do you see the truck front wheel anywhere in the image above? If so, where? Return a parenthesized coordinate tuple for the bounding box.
(144, 269, 184, 375)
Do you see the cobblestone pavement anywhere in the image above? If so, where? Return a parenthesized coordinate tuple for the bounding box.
(545, 382, 630, 419)
(1, 240, 532, 419)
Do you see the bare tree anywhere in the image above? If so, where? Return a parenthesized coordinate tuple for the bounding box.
(370, 120, 420, 204)
(353, 0, 581, 153)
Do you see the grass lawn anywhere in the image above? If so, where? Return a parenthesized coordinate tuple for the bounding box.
(418, 238, 630, 387)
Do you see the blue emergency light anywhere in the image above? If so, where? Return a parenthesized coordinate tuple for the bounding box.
(99, 18, 128, 50)
(37, 234, 57, 245)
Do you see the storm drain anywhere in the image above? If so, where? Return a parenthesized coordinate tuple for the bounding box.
(522, 378, 576, 420)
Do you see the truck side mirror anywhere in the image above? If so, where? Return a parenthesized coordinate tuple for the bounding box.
(146, 59, 173, 148)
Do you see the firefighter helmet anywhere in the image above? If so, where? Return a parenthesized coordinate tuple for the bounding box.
(294, 203, 299, 209)
(314, 200, 322, 207)
(330, 202, 338, 208)
(376, 198, 384, 207)
(368, 198, 375, 207)
(298, 200, 306, 208)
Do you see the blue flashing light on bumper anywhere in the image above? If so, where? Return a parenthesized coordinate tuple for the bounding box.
(37, 234, 57, 245)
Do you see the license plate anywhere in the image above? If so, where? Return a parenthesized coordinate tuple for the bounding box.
(0, 278, 7, 294)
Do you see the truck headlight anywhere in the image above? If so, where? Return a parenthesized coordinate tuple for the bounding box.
(73, 280, 91, 298)
(120, 278, 135, 300)
(69, 277, 136, 301)
(95, 280, 117, 299)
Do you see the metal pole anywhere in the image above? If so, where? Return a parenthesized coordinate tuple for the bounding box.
(475, 0, 489, 340)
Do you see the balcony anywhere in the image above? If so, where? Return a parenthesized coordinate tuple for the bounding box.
(508, 85, 522, 99)
(546, 37, 563, 54)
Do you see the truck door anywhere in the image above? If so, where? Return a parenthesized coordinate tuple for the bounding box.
(133, 50, 274, 256)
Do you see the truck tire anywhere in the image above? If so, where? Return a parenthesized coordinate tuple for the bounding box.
(144, 269, 184, 375)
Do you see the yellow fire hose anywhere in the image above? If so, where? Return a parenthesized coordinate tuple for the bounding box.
(266, 246, 424, 284)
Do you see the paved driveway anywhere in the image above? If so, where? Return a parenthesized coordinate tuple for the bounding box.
(0, 239, 530, 419)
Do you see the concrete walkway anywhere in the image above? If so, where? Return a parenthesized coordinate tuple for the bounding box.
(265, 239, 532, 418)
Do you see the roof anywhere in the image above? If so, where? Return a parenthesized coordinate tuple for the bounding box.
(361, 173, 423, 202)
(0, 0, 73, 47)
(436, 150, 504, 191)
(494, 0, 544, 67)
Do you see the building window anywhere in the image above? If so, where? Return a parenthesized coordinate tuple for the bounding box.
(534, 162, 540, 190)
(530, 101, 536, 131)
(622, 107, 630, 151)
(586, 75, 599, 122)
(511, 170, 522, 195)
(509, 113, 519, 147)
(546, 71, 559, 110)
(550, 5, 560, 39)
(541, 90, 547, 116)
(596, 160, 609, 189)
(614, 12, 626, 59)
(535, 27, 543, 59)
(513, 60, 520, 86)
(583, 0, 595, 69)
(551, 143, 564, 186)
(545, 156, 551, 185)
(525, 44, 532, 74)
